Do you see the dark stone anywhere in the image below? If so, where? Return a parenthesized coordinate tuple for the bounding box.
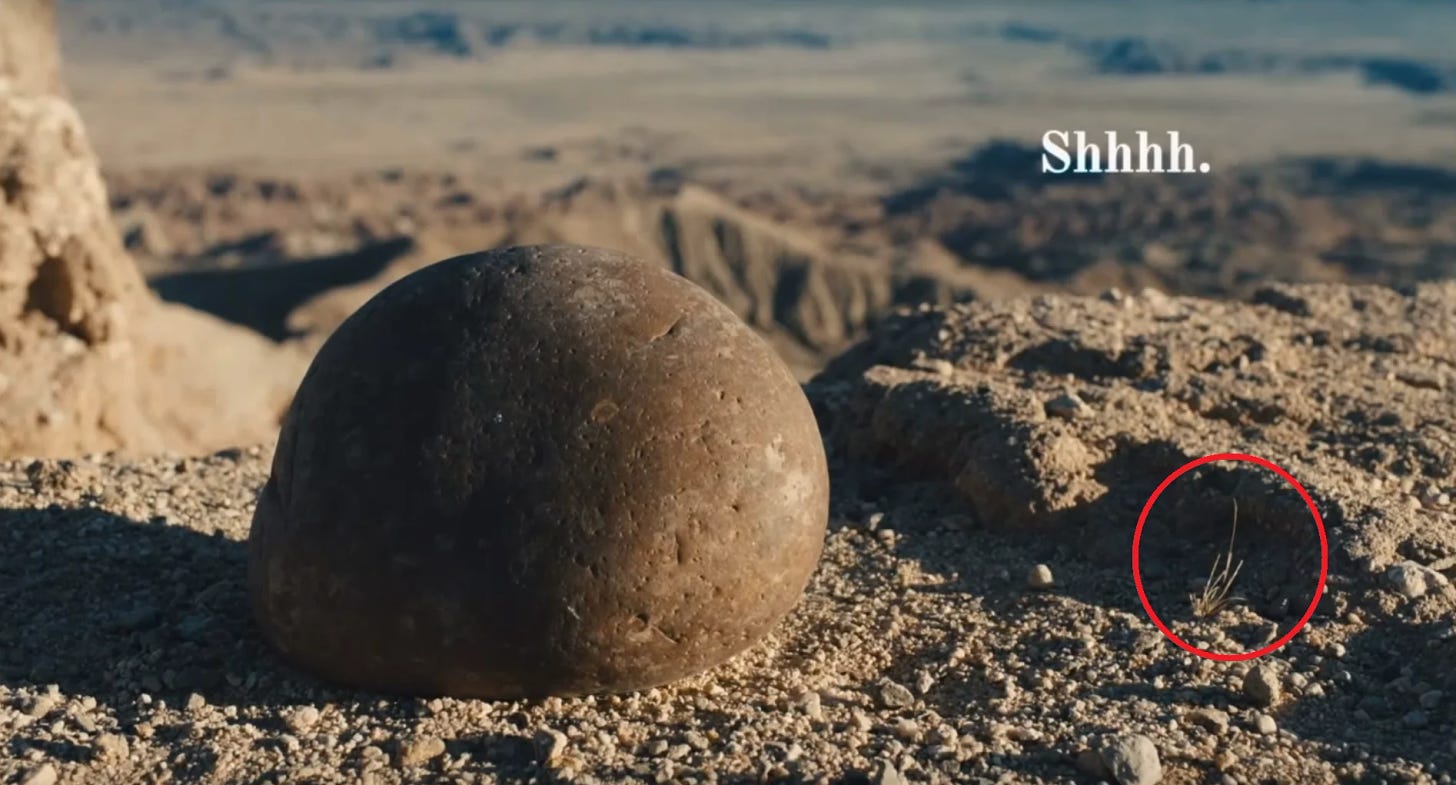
(248, 244, 829, 698)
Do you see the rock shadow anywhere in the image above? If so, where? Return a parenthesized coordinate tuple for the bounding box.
(1272, 620, 1454, 775)
(0, 502, 596, 781)
(0, 503, 287, 707)
(149, 236, 411, 341)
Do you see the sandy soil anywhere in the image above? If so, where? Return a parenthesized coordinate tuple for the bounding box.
(5, 284, 1456, 784)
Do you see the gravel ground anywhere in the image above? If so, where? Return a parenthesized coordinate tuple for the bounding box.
(0, 445, 1451, 785)
(4, 284, 1456, 784)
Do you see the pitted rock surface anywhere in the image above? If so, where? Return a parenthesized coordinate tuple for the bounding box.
(249, 244, 829, 698)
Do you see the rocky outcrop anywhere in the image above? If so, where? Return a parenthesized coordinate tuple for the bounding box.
(274, 178, 915, 377)
(501, 178, 902, 359)
(810, 282, 1456, 599)
(0, 82, 146, 342)
(0, 1, 305, 457)
(656, 185, 895, 357)
(0, 0, 64, 97)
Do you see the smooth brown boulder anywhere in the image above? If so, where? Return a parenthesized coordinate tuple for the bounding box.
(248, 244, 829, 698)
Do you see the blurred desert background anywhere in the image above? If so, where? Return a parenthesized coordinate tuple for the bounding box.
(56, 0, 1456, 385)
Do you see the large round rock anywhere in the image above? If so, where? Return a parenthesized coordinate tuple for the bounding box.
(248, 245, 829, 698)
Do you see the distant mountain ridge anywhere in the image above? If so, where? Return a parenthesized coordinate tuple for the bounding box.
(60, 0, 1456, 98)
(994, 21, 1456, 96)
(61, 1, 843, 70)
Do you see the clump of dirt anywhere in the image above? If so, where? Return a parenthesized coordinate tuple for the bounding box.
(810, 282, 1456, 657)
(814, 283, 1456, 557)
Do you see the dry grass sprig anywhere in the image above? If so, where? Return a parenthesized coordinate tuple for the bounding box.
(1190, 499, 1245, 618)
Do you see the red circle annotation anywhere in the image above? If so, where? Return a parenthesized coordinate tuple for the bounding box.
(1131, 452, 1329, 662)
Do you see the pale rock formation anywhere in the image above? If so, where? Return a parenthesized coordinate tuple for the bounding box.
(0, 1, 305, 457)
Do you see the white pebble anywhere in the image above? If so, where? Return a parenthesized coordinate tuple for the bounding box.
(1027, 564, 1055, 590)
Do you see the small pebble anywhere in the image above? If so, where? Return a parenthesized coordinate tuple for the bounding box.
(534, 728, 569, 767)
(1242, 666, 1281, 707)
(27, 696, 57, 719)
(1386, 561, 1449, 599)
(1026, 564, 1055, 590)
(924, 358, 955, 377)
(891, 719, 920, 742)
(1185, 708, 1229, 734)
(875, 679, 915, 710)
(1098, 734, 1162, 785)
(286, 706, 321, 733)
(794, 689, 823, 720)
(95, 733, 130, 761)
(1044, 393, 1090, 419)
(21, 765, 57, 785)
(872, 759, 908, 785)
(398, 735, 446, 767)
(1255, 714, 1277, 735)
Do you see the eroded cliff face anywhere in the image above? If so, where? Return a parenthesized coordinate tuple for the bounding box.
(279, 178, 929, 379)
(0, 1, 306, 458)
